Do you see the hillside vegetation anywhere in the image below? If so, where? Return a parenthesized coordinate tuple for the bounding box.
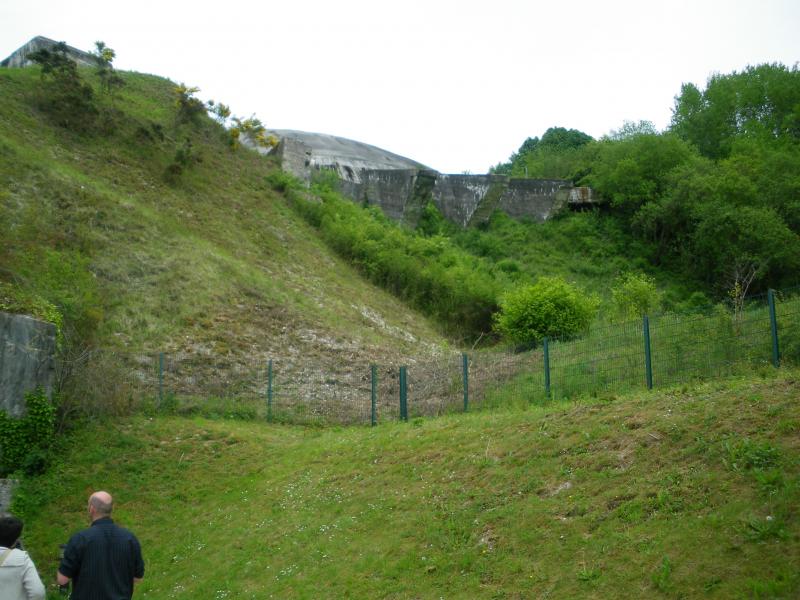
(0, 56, 691, 378)
(492, 64, 800, 301)
(2, 50, 800, 600)
(0, 65, 452, 380)
(14, 371, 800, 599)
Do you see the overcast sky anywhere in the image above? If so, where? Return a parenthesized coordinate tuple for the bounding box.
(2, 0, 798, 173)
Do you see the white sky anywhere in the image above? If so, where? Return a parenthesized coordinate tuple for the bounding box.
(2, 0, 798, 173)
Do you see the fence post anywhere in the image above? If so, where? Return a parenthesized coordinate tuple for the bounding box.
(158, 352, 164, 408)
(267, 359, 273, 422)
(643, 315, 653, 390)
(371, 364, 378, 426)
(768, 289, 780, 368)
(399, 366, 408, 421)
(543, 337, 551, 399)
(462, 353, 469, 412)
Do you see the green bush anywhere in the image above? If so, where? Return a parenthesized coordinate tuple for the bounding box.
(288, 181, 503, 339)
(493, 276, 598, 345)
(0, 389, 57, 476)
(29, 42, 98, 132)
(266, 171, 301, 193)
(611, 272, 661, 319)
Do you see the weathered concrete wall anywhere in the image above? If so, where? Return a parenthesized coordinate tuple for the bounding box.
(269, 129, 599, 227)
(562, 186, 599, 206)
(0, 312, 56, 417)
(272, 137, 312, 181)
(340, 169, 419, 221)
(340, 169, 575, 227)
(1, 36, 96, 68)
(434, 175, 494, 227)
(498, 179, 570, 222)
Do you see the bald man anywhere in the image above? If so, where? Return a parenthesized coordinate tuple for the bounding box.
(57, 491, 144, 600)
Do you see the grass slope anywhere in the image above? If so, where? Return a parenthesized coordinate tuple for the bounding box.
(0, 67, 447, 371)
(16, 370, 800, 599)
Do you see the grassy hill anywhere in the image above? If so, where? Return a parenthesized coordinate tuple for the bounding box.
(0, 66, 451, 376)
(3, 60, 800, 599)
(14, 370, 800, 599)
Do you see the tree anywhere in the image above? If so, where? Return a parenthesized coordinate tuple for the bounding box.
(28, 42, 74, 78)
(606, 120, 658, 140)
(205, 100, 278, 151)
(207, 100, 231, 125)
(493, 277, 598, 346)
(539, 126, 593, 150)
(174, 83, 205, 125)
(28, 42, 97, 131)
(689, 202, 800, 292)
(490, 128, 593, 178)
(671, 63, 800, 159)
(582, 132, 695, 214)
(92, 41, 124, 96)
(228, 115, 278, 151)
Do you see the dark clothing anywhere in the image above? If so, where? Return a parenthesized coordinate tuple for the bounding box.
(59, 517, 144, 600)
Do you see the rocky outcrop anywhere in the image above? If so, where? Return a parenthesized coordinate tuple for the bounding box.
(0, 312, 56, 417)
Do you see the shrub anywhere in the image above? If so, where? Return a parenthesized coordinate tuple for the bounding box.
(287, 183, 502, 339)
(173, 83, 206, 125)
(29, 42, 97, 131)
(493, 277, 598, 345)
(611, 272, 661, 319)
(265, 171, 301, 193)
(0, 389, 57, 476)
(165, 138, 201, 181)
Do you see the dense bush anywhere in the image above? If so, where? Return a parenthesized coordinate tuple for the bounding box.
(29, 43, 98, 132)
(611, 272, 661, 319)
(0, 389, 57, 476)
(488, 64, 800, 300)
(493, 277, 598, 346)
(671, 63, 800, 160)
(492, 126, 593, 179)
(282, 176, 504, 339)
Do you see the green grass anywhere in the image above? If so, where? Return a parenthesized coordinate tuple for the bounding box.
(449, 210, 704, 316)
(466, 291, 800, 414)
(0, 66, 449, 391)
(14, 370, 800, 599)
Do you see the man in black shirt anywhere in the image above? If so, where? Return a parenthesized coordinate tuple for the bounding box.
(57, 491, 144, 600)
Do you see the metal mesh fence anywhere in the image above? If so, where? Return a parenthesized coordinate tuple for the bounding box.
(548, 318, 646, 400)
(46, 287, 800, 425)
(468, 348, 544, 408)
(269, 362, 374, 425)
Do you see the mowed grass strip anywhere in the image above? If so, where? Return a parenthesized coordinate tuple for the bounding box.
(16, 370, 800, 599)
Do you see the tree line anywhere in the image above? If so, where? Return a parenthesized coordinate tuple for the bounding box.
(492, 63, 800, 299)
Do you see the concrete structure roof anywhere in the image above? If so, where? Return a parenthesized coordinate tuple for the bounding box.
(268, 129, 432, 172)
(1, 36, 96, 69)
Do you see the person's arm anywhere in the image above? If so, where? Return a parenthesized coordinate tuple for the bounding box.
(132, 535, 144, 584)
(22, 554, 46, 600)
(57, 534, 82, 588)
